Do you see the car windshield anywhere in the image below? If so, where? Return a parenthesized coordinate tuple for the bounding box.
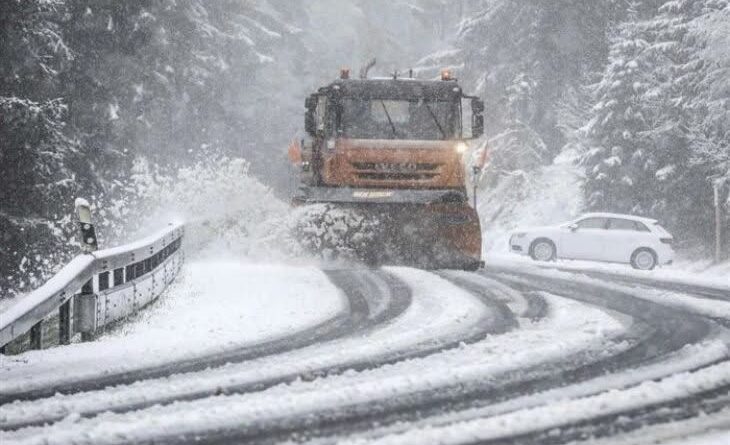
(339, 98, 459, 140)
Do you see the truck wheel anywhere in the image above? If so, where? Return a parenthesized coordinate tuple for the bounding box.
(530, 239, 556, 262)
(461, 261, 483, 272)
(631, 248, 657, 270)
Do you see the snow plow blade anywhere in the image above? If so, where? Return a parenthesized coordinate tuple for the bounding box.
(293, 187, 483, 270)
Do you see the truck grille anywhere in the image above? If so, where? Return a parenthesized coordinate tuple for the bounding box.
(351, 162, 441, 181)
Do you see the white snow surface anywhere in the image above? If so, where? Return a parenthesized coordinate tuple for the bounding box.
(477, 148, 584, 255)
(487, 253, 730, 295)
(0, 255, 95, 328)
(582, 407, 730, 445)
(484, 257, 730, 327)
(476, 146, 729, 290)
(0, 268, 487, 432)
(334, 339, 729, 444)
(349, 360, 730, 445)
(0, 261, 346, 395)
(73, 197, 90, 210)
(0, 269, 629, 444)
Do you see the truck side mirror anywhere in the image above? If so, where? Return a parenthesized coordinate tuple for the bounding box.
(472, 98, 485, 114)
(305, 95, 316, 110)
(305, 111, 316, 137)
(471, 98, 484, 138)
(304, 95, 317, 136)
(472, 114, 484, 139)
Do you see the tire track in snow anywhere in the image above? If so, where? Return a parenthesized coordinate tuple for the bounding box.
(0, 309, 352, 406)
(354, 361, 730, 445)
(441, 271, 548, 322)
(324, 268, 727, 445)
(5, 266, 726, 445)
(452, 266, 730, 445)
(0, 268, 410, 428)
(550, 270, 730, 328)
(82, 274, 632, 445)
(0, 268, 496, 434)
(219, 274, 668, 445)
(530, 262, 730, 303)
(196, 269, 722, 445)
(496, 383, 730, 445)
(1, 265, 367, 405)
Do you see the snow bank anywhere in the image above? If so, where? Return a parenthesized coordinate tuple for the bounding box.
(358, 360, 730, 445)
(585, 407, 730, 445)
(0, 270, 629, 443)
(120, 156, 382, 265)
(0, 268, 488, 433)
(475, 147, 729, 287)
(487, 253, 730, 291)
(476, 148, 584, 255)
(482, 257, 730, 326)
(122, 157, 297, 261)
(0, 262, 346, 394)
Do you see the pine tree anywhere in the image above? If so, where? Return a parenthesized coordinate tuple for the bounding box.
(453, 0, 623, 173)
(583, 0, 729, 245)
(0, 0, 95, 294)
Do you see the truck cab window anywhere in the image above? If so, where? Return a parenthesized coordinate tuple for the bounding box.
(340, 98, 458, 140)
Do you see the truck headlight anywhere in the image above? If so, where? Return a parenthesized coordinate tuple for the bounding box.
(456, 142, 469, 154)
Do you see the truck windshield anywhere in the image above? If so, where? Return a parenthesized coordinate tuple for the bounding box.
(339, 98, 459, 140)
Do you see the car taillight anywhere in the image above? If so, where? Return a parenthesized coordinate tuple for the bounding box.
(660, 238, 674, 245)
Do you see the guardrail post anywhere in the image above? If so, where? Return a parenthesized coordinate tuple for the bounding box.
(74, 279, 98, 342)
(1, 220, 184, 353)
(59, 299, 71, 345)
(29, 321, 43, 350)
(713, 179, 724, 264)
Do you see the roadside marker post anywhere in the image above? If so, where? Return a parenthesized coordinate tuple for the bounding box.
(72, 198, 99, 342)
(75, 198, 98, 253)
(713, 180, 724, 264)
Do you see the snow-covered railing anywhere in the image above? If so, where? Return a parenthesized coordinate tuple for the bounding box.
(0, 222, 185, 354)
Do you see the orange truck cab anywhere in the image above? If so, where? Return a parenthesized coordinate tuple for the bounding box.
(291, 70, 485, 270)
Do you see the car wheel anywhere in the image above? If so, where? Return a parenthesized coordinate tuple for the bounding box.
(530, 239, 556, 262)
(631, 248, 657, 270)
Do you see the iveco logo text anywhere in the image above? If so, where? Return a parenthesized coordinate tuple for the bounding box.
(374, 163, 418, 172)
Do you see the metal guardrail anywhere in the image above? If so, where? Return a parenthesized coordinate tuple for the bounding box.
(0, 222, 185, 353)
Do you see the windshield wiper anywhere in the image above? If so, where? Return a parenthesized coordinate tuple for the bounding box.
(424, 102, 447, 139)
(380, 100, 398, 138)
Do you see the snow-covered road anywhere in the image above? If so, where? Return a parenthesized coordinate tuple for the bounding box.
(1, 260, 729, 445)
(0, 261, 350, 400)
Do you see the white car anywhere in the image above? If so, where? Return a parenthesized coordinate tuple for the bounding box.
(509, 213, 675, 270)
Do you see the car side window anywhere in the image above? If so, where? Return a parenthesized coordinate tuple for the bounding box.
(635, 221, 651, 232)
(576, 218, 608, 229)
(608, 218, 637, 231)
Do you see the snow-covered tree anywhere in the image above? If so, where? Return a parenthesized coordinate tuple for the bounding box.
(457, 0, 622, 156)
(0, 0, 95, 294)
(583, 0, 729, 246)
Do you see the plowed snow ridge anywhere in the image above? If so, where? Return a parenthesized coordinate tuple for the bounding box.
(0, 262, 346, 395)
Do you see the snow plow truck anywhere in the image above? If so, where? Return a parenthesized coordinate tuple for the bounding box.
(288, 66, 485, 270)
